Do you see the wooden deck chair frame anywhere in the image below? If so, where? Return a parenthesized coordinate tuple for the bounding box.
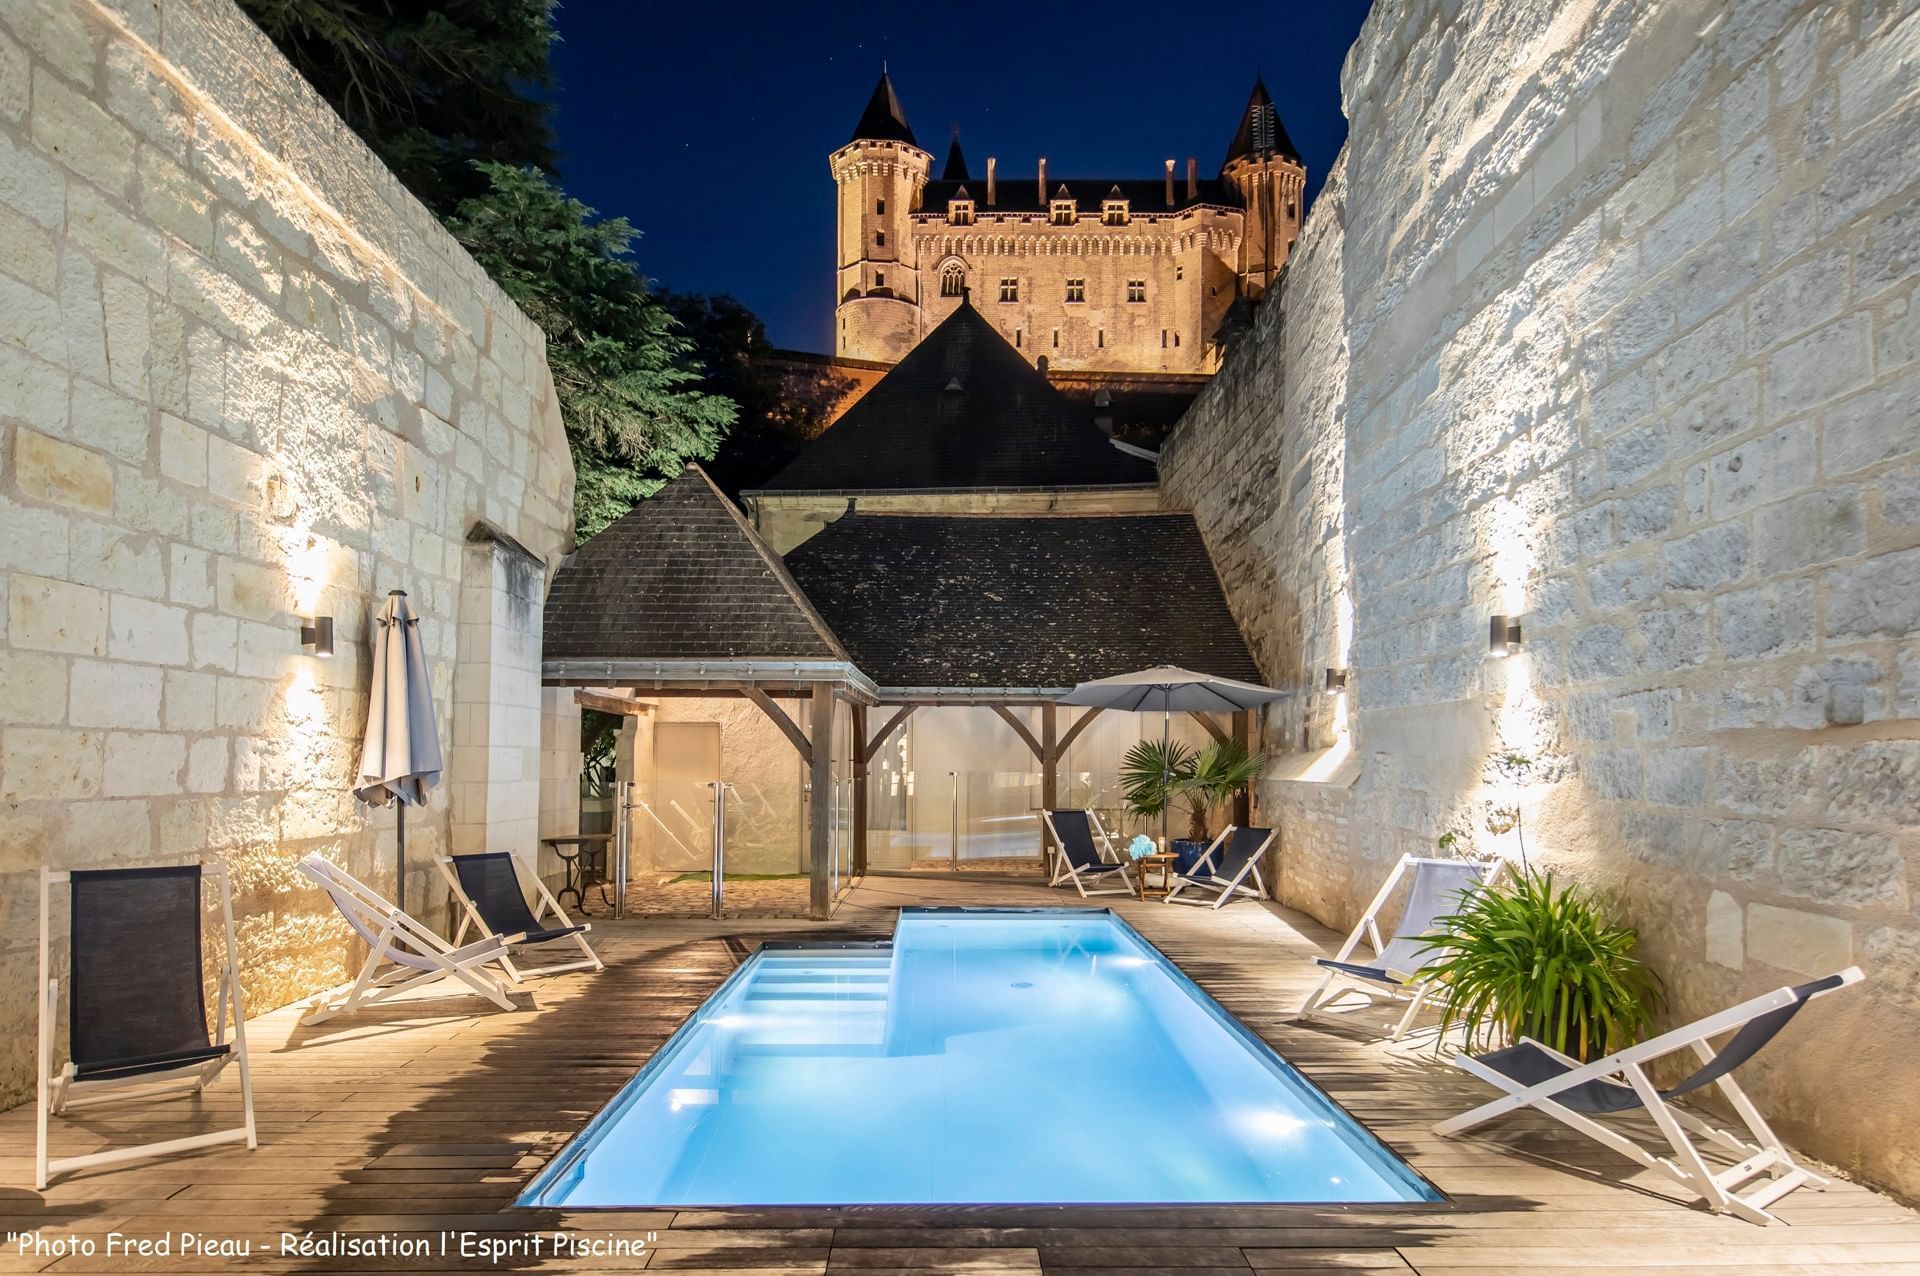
(1434, 967, 1864, 1225)
(434, 852, 603, 982)
(1163, 825, 1275, 909)
(1294, 853, 1504, 1040)
(36, 862, 258, 1189)
(297, 855, 522, 1025)
(1041, 809, 1136, 897)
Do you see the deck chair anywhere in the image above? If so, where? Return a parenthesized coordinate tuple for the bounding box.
(435, 852, 602, 982)
(297, 855, 524, 1025)
(1042, 809, 1135, 897)
(1293, 854, 1501, 1040)
(1435, 968, 1864, 1224)
(1164, 826, 1275, 909)
(36, 863, 257, 1188)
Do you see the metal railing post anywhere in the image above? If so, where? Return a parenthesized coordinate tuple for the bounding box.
(709, 781, 727, 920)
(949, 770, 959, 870)
(613, 780, 631, 920)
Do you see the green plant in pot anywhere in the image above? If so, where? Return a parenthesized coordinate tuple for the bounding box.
(1421, 870, 1662, 1061)
(1120, 738, 1263, 871)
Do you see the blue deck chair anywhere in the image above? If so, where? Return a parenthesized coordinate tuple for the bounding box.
(1042, 810, 1135, 897)
(1164, 826, 1275, 909)
(1293, 854, 1500, 1040)
(1436, 968, 1863, 1225)
(36, 863, 257, 1188)
(436, 852, 603, 982)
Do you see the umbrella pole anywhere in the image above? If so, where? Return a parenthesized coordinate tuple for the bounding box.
(396, 802, 406, 912)
(1160, 704, 1170, 849)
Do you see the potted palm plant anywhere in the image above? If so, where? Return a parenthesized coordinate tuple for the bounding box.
(1120, 738, 1263, 873)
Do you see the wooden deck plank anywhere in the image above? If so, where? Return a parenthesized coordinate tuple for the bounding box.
(3, 876, 1913, 1274)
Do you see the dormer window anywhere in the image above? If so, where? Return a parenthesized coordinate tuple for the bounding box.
(948, 186, 976, 226)
(1050, 199, 1076, 226)
(1102, 199, 1129, 226)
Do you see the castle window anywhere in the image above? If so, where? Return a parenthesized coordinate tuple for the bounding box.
(1065, 278, 1085, 303)
(948, 198, 975, 225)
(1015, 328, 1023, 348)
(1176, 264, 1185, 281)
(1161, 330, 1168, 348)
(1102, 199, 1129, 226)
(875, 272, 885, 288)
(999, 277, 1019, 303)
(1287, 202, 1297, 218)
(1174, 332, 1181, 347)
(1126, 279, 1146, 303)
(1097, 329, 1105, 348)
(1050, 200, 1076, 226)
(876, 229, 886, 246)
(1052, 329, 1060, 348)
(941, 265, 965, 297)
(876, 198, 886, 215)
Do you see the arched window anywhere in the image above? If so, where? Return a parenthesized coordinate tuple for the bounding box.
(941, 264, 965, 297)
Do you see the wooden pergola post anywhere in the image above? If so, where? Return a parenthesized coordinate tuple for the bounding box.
(1040, 704, 1058, 868)
(809, 683, 834, 920)
(851, 704, 868, 878)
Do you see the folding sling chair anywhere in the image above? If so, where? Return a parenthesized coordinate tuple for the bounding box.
(1042, 809, 1136, 897)
(297, 855, 523, 1024)
(1293, 854, 1501, 1040)
(1434, 968, 1864, 1225)
(1164, 826, 1275, 908)
(436, 852, 603, 982)
(37, 863, 257, 1188)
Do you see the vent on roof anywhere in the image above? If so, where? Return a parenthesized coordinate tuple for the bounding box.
(1250, 103, 1277, 154)
(945, 377, 964, 392)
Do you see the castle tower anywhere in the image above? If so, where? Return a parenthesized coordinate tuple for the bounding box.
(832, 71, 932, 362)
(1221, 77, 1306, 299)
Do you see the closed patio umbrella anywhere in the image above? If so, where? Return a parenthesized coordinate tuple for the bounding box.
(354, 590, 442, 911)
(1057, 666, 1287, 846)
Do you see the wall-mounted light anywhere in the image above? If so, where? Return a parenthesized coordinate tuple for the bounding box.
(1324, 667, 1348, 692)
(300, 616, 335, 657)
(1488, 614, 1524, 658)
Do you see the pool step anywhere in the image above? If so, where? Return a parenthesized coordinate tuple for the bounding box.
(727, 954, 895, 1051)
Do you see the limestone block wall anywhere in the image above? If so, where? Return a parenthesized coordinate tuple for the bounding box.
(0, 0, 575, 1104)
(1162, 0, 1920, 1196)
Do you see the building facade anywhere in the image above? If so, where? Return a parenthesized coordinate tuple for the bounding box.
(832, 73, 1306, 374)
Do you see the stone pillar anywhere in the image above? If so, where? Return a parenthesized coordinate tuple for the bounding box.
(449, 532, 546, 866)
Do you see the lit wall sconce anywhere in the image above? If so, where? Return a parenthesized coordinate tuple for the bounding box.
(1488, 614, 1524, 658)
(300, 616, 335, 657)
(1324, 667, 1349, 692)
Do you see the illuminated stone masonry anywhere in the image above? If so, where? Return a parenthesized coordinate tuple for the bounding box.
(0, 0, 577, 1105)
(1162, 0, 1920, 1198)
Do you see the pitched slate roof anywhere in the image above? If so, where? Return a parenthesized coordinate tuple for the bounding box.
(942, 131, 970, 181)
(543, 467, 846, 663)
(849, 71, 916, 146)
(1224, 76, 1302, 166)
(751, 301, 1158, 493)
(920, 175, 1238, 216)
(783, 513, 1261, 691)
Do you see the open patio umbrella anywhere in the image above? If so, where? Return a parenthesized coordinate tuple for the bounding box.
(1057, 666, 1287, 846)
(353, 590, 442, 911)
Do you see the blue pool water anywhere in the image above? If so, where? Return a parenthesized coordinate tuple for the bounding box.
(519, 909, 1439, 1207)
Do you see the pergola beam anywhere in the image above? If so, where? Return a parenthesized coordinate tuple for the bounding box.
(858, 705, 917, 764)
(1056, 706, 1104, 753)
(990, 705, 1045, 762)
(572, 689, 652, 716)
(1189, 711, 1230, 744)
(743, 686, 812, 764)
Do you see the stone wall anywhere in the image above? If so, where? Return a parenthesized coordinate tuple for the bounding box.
(0, 0, 575, 1103)
(1162, 0, 1920, 1197)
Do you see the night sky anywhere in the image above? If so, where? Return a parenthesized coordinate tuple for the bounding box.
(548, 1, 1375, 354)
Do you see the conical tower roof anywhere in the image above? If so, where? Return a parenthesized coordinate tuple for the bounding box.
(942, 128, 970, 180)
(1223, 76, 1301, 167)
(849, 70, 916, 145)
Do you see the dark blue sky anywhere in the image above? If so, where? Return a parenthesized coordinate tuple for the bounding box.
(549, 1, 1374, 353)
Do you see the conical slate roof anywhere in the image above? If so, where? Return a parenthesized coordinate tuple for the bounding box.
(1224, 76, 1301, 166)
(544, 467, 845, 662)
(751, 302, 1157, 493)
(849, 70, 916, 146)
(943, 130, 970, 180)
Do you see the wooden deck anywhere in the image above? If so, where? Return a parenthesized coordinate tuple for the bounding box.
(5, 876, 1916, 1274)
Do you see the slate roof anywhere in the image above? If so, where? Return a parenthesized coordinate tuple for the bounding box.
(751, 301, 1158, 493)
(920, 176, 1238, 216)
(543, 467, 846, 663)
(942, 132, 970, 181)
(849, 71, 916, 146)
(1224, 77, 1302, 165)
(783, 512, 1261, 691)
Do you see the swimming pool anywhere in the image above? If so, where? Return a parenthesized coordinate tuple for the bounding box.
(519, 908, 1439, 1207)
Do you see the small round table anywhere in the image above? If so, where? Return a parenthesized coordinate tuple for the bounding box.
(1135, 851, 1181, 900)
(542, 834, 612, 913)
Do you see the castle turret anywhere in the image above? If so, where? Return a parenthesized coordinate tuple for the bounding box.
(1221, 77, 1306, 299)
(832, 71, 932, 362)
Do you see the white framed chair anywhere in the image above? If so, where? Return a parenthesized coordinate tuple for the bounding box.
(1164, 826, 1275, 909)
(1041, 809, 1136, 897)
(1293, 854, 1501, 1040)
(297, 854, 524, 1024)
(1435, 968, 1863, 1225)
(435, 851, 602, 982)
(36, 862, 257, 1188)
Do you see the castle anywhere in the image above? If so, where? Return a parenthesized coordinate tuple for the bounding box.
(831, 72, 1307, 375)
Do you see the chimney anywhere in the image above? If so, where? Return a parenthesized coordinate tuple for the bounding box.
(986, 156, 997, 206)
(1186, 157, 1198, 200)
(1038, 157, 1048, 200)
(1164, 159, 1175, 207)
